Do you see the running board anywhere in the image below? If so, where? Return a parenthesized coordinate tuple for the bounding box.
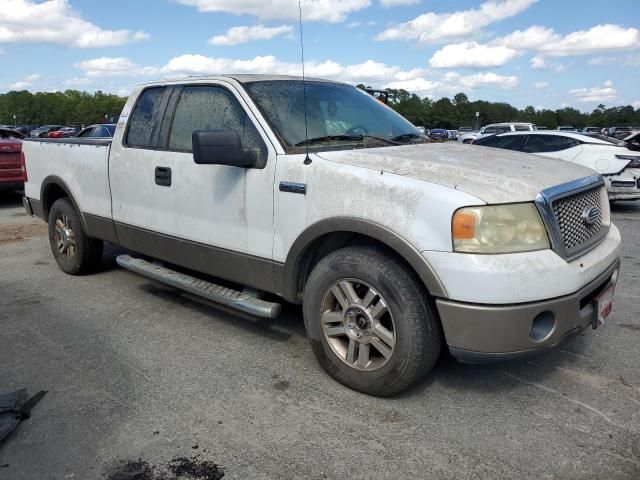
(116, 254, 282, 318)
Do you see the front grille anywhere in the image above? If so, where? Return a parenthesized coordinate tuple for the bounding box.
(551, 185, 605, 256)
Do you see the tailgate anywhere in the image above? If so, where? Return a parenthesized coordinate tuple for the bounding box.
(0, 143, 23, 181)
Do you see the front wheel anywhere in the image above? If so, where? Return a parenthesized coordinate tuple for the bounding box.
(48, 197, 103, 275)
(303, 246, 442, 396)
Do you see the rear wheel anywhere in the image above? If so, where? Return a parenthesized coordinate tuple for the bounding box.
(303, 246, 442, 396)
(48, 198, 103, 275)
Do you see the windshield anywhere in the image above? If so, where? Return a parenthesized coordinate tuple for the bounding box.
(243, 80, 422, 151)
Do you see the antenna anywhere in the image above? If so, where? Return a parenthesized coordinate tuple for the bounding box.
(298, 0, 311, 165)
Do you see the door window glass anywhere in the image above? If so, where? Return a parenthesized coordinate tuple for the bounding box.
(168, 86, 266, 162)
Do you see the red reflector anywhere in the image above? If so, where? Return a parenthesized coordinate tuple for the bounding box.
(20, 151, 28, 182)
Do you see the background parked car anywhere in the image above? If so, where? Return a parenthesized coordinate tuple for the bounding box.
(30, 125, 65, 138)
(456, 127, 473, 138)
(557, 126, 577, 132)
(608, 127, 632, 140)
(47, 127, 78, 138)
(582, 127, 601, 134)
(472, 131, 640, 201)
(0, 127, 26, 191)
(76, 123, 117, 138)
(429, 128, 448, 140)
(457, 122, 536, 143)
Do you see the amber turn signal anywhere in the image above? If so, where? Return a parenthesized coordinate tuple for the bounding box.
(452, 211, 476, 240)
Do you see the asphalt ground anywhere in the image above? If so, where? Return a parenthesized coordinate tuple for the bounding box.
(0, 189, 639, 480)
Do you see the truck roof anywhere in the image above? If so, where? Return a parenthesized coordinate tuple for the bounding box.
(139, 74, 345, 87)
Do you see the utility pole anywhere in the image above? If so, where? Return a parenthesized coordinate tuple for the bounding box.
(12, 114, 17, 126)
(475, 111, 480, 131)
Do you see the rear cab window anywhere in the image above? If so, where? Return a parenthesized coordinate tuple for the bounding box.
(125, 87, 168, 148)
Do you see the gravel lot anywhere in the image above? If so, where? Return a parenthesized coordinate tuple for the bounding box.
(0, 189, 639, 480)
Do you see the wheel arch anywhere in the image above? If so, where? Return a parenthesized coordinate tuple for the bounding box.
(40, 176, 89, 233)
(281, 217, 447, 303)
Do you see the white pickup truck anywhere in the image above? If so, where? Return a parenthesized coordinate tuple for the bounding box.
(22, 75, 622, 396)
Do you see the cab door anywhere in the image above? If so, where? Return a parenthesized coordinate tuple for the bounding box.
(109, 82, 277, 291)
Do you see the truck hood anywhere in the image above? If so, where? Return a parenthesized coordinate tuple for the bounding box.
(316, 142, 596, 204)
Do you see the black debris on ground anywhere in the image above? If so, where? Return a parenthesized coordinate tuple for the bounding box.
(104, 455, 224, 480)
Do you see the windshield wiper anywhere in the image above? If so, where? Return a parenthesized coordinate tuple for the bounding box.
(294, 135, 363, 147)
(391, 132, 425, 142)
(294, 134, 401, 147)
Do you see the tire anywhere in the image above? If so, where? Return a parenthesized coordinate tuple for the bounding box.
(303, 246, 442, 397)
(48, 197, 103, 275)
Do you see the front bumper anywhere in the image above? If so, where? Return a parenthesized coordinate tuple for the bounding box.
(437, 259, 620, 363)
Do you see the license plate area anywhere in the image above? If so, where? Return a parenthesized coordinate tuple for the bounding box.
(593, 283, 615, 328)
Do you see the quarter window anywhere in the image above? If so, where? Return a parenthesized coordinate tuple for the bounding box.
(168, 86, 266, 163)
(477, 135, 525, 150)
(523, 135, 581, 153)
(126, 87, 166, 147)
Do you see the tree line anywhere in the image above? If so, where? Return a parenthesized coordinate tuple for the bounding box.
(358, 85, 640, 130)
(0, 90, 127, 126)
(1, 87, 639, 130)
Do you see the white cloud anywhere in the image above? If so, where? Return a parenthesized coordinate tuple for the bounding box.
(376, 0, 537, 44)
(380, 0, 418, 6)
(384, 78, 441, 96)
(175, 0, 371, 23)
(455, 72, 519, 89)
(66, 76, 93, 86)
(530, 55, 546, 69)
(589, 53, 640, 66)
(492, 25, 556, 50)
(539, 24, 640, 57)
(491, 23, 640, 70)
(633, 100, 640, 109)
(75, 57, 159, 77)
(429, 42, 518, 68)
(209, 24, 293, 46)
(569, 81, 617, 103)
(8, 73, 40, 90)
(494, 24, 640, 57)
(0, 0, 149, 48)
(533, 81, 548, 88)
(529, 54, 565, 72)
(160, 54, 428, 86)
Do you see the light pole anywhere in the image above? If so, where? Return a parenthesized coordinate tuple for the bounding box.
(475, 111, 479, 131)
(12, 114, 16, 127)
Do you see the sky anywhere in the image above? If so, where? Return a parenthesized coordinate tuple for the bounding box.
(0, 0, 639, 111)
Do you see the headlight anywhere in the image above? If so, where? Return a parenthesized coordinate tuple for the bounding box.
(452, 203, 550, 253)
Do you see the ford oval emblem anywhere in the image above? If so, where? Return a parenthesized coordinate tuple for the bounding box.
(582, 206, 600, 226)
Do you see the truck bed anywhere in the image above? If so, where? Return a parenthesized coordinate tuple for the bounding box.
(23, 138, 113, 221)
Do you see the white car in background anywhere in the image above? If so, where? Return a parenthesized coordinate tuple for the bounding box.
(473, 131, 640, 201)
(457, 122, 536, 144)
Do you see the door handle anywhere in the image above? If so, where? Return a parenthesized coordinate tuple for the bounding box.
(155, 166, 171, 186)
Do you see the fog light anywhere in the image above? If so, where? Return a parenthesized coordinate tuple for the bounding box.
(530, 311, 555, 342)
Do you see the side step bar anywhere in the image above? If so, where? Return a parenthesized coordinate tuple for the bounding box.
(116, 254, 282, 318)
